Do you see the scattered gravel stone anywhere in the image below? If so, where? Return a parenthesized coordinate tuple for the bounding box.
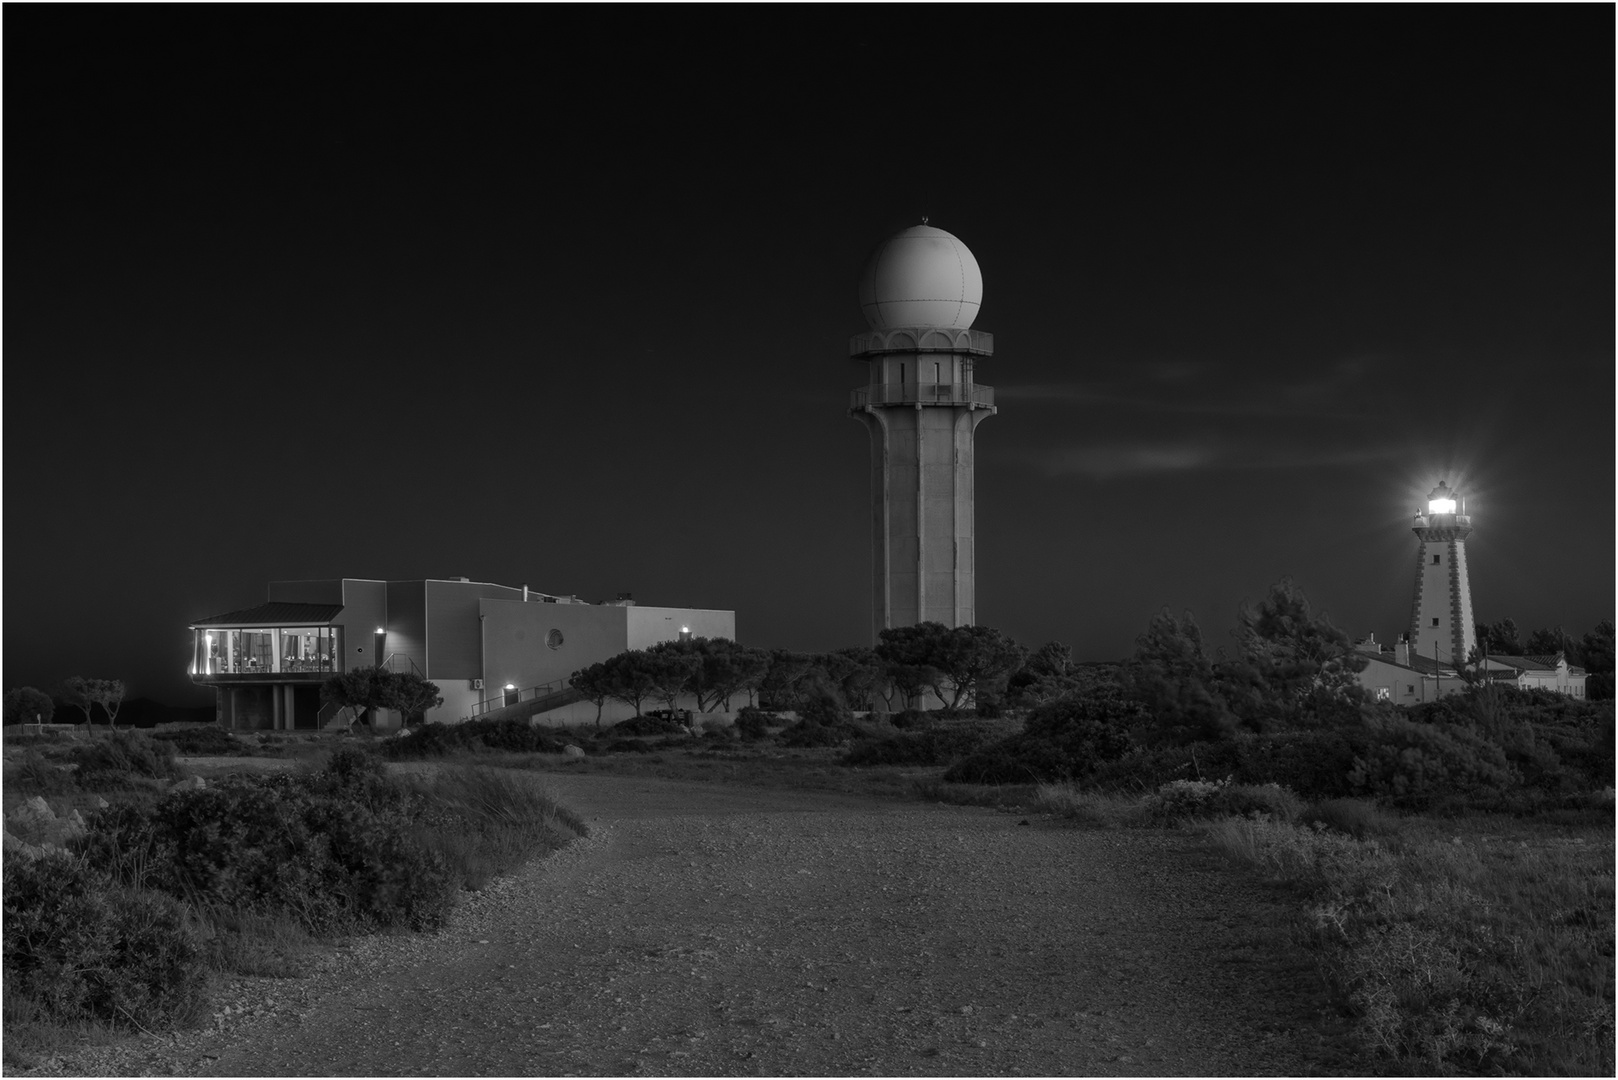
(18, 773, 1345, 1077)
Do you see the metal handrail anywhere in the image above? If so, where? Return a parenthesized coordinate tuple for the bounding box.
(380, 653, 425, 677)
(850, 382, 995, 409)
(468, 677, 572, 718)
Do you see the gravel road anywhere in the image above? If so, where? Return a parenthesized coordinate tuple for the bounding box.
(27, 772, 1348, 1076)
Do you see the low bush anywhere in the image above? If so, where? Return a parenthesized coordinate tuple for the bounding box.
(148, 726, 251, 756)
(1140, 778, 1304, 824)
(1349, 716, 1520, 808)
(63, 732, 181, 787)
(403, 767, 586, 891)
(2, 851, 207, 1031)
(610, 716, 687, 737)
(1302, 798, 1401, 840)
(79, 773, 454, 934)
(1208, 811, 1614, 1075)
(603, 738, 653, 754)
(887, 709, 930, 730)
(1031, 782, 1141, 826)
(842, 724, 999, 767)
(779, 718, 855, 748)
(380, 719, 565, 760)
(733, 707, 777, 741)
(945, 693, 1138, 784)
(14, 751, 78, 795)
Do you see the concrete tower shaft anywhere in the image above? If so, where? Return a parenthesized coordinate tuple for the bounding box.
(849, 326, 996, 642)
(1408, 481, 1477, 665)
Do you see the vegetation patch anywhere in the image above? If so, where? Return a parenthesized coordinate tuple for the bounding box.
(3, 741, 584, 1065)
(1204, 809, 1614, 1076)
(147, 726, 254, 757)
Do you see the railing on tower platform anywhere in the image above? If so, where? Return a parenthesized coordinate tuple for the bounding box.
(849, 382, 994, 409)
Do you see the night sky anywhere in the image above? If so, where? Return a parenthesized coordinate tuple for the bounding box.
(6, 9, 1613, 706)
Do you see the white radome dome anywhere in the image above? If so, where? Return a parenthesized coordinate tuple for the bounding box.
(858, 224, 983, 330)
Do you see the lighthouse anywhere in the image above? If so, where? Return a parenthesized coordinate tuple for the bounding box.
(848, 224, 997, 642)
(1409, 480, 1477, 665)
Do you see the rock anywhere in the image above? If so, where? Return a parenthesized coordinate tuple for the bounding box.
(563, 744, 586, 758)
(3, 829, 48, 861)
(169, 775, 207, 792)
(7, 796, 57, 840)
(61, 809, 88, 841)
(93, 796, 110, 809)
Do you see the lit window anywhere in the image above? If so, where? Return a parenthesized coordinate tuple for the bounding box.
(1375, 687, 1391, 701)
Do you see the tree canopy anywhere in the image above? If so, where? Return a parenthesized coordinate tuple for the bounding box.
(1125, 609, 1235, 742)
(321, 669, 440, 727)
(876, 622, 1027, 709)
(4, 687, 54, 728)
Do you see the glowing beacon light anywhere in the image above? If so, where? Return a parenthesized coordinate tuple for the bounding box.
(1426, 481, 1458, 516)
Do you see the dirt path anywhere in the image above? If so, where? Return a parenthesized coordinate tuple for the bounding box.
(32, 773, 1347, 1076)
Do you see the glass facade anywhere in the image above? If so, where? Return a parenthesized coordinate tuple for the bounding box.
(197, 626, 342, 676)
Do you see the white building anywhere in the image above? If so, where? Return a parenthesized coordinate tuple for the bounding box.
(189, 577, 735, 730)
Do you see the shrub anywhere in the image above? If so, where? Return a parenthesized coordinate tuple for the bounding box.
(603, 738, 653, 754)
(1229, 728, 1367, 798)
(379, 719, 565, 760)
(14, 751, 78, 795)
(842, 724, 999, 767)
(2, 851, 207, 1030)
(148, 726, 251, 756)
(887, 709, 930, 730)
(734, 707, 777, 741)
(610, 715, 687, 737)
(779, 718, 854, 748)
(80, 775, 455, 934)
(1140, 778, 1304, 823)
(945, 692, 1138, 784)
(63, 732, 180, 786)
(402, 767, 586, 891)
(798, 694, 853, 727)
(1302, 798, 1401, 840)
(1349, 716, 1520, 807)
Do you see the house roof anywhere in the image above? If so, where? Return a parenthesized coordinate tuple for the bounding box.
(1403, 653, 1462, 677)
(191, 602, 345, 627)
(1488, 654, 1559, 673)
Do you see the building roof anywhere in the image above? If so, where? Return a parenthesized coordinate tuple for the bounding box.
(1403, 653, 1462, 677)
(1488, 654, 1560, 673)
(191, 602, 345, 627)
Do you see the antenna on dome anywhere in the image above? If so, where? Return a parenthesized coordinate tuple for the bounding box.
(921, 216, 929, 225)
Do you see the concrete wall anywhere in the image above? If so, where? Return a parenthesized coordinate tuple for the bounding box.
(626, 606, 737, 649)
(337, 579, 388, 671)
(1357, 654, 1424, 704)
(426, 579, 524, 681)
(853, 355, 989, 642)
(480, 599, 630, 696)
(534, 693, 707, 729)
(385, 581, 427, 674)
